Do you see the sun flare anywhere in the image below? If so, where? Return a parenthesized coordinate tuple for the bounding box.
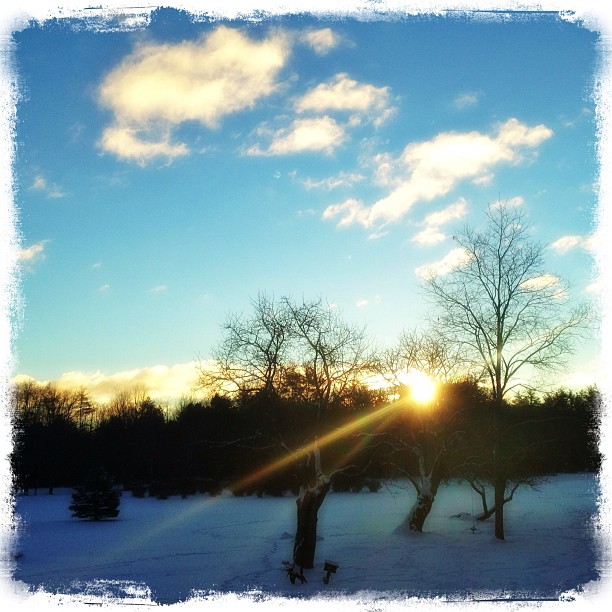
(401, 369, 436, 404)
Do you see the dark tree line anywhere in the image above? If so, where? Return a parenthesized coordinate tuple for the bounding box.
(11, 377, 600, 501)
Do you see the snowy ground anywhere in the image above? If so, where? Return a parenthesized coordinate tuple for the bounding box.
(2, 473, 609, 609)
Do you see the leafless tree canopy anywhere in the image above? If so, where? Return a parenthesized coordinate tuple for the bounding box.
(374, 328, 467, 393)
(422, 203, 590, 402)
(199, 293, 293, 397)
(198, 293, 372, 414)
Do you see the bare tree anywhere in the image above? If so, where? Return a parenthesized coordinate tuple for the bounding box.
(374, 328, 466, 394)
(421, 202, 590, 539)
(369, 329, 468, 533)
(198, 295, 373, 571)
(282, 296, 371, 415)
(281, 296, 372, 569)
(198, 292, 292, 398)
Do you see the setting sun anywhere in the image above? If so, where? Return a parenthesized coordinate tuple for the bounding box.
(401, 369, 436, 404)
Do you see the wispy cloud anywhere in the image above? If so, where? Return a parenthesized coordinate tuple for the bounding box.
(299, 171, 365, 191)
(584, 280, 603, 295)
(148, 284, 168, 294)
(549, 234, 596, 254)
(29, 175, 66, 199)
(323, 118, 553, 231)
(18, 240, 48, 271)
(520, 274, 566, 299)
(411, 226, 446, 246)
(301, 28, 340, 55)
(97, 26, 290, 165)
(491, 195, 524, 209)
(415, 247, 473, 280)
(453, 91, 481, 110)
(411, 198, 468, 246)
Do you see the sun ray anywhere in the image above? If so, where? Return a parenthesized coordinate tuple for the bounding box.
(230, 399, 402, 493)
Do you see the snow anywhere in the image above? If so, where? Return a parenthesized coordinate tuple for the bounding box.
(2, 473, 610, 610)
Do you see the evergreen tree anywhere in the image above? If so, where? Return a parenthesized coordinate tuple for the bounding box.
(69, 467, 120, 521)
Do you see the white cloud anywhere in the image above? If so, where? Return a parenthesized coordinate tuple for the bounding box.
(148, 284, 168, 294)
(324, 118, 553, 230)
(29, 174, 66, 199)
(248, 73, 396, 157)
(453, 91, 480, 109)
(367, 228, 390, 241)
(491, 195, 524, 209)
(98, 26, 290, 164)
(411, 226, 446, 246)
(295, 73, 395, 127)
(301, 28, 340, 55)
(356, 298, 369, 308)
(100, 126, 189, 166)
(246, 116, 346, 156)
(549, 235, 584, 254)
(549, 233, 598, 254)
(411, 199, 468, 246)
(322, 198, 370, 227)
(300, 171, 365, 191)
(98, 284, 111, 293)
(18, 240, 48, 271)
(415, 247, 473, 280)
(18, 240, 47, 263)
(584, 280, 602, 295)
(29, 361, 205, 404)
(30, 175, 46, 191)
(423, 199, 468, 227)
(583, 234, 599, 252)
(520, 274, 561, 292)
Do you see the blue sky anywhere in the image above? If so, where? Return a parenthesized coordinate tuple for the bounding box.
(6, 5, 604, 402)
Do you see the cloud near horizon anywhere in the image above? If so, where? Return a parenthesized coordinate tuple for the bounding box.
(15, 361, 208, 405)
(323, 118, 553, 231)
(97, 26, 290, 164)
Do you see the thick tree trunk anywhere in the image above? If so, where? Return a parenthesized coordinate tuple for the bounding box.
(396, 451, 444, 534)
(292, 439, 331, 570)
(293, 481, 330, 569)
(404, 490, 434, 532)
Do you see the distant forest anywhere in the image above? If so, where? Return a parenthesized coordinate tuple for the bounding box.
(10, 378, 601, 499)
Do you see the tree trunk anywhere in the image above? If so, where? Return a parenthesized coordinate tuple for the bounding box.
(294, 481, 330, 569)
(494, 475, 506, 540)
(403, 490, 434, 532)
(397, 458, 444, 534)
(292, 439, 331, 570)
(494, 392, 505, 540)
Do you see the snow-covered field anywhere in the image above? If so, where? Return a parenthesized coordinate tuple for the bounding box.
(3, 473, 608, 609)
